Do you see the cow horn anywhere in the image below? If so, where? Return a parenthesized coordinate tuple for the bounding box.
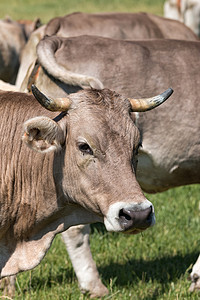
(31, 84, 72, 111)
(128, 88, 173, 112)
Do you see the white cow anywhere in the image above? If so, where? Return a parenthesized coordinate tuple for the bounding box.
(164, 0, 200, 37)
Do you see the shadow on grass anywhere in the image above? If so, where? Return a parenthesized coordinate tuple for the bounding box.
(21, 223, 200, 298)
(98, 251, 199, 286)
(24, 267, 76, 291)
(100, 251, 200, 300)
(27, 250, 199, 291)
(90, 224, 199, 284)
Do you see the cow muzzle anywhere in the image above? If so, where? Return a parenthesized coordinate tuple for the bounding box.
(104, 200, 155, 234)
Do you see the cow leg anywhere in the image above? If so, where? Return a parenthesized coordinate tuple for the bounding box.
(189, 254, 200, 292)
(0, 226, 108, 298)
(61, 224, 109, 298)
(0, 275, 16, 297)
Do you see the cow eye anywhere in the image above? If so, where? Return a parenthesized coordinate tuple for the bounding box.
(78, 142, 93, 155)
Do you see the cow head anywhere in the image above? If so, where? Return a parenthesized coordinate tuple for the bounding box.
(22, 85, 173, 234)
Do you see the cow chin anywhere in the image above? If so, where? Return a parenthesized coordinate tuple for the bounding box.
(103, 200, 155, 233)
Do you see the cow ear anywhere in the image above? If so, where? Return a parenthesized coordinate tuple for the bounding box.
(33, 18, 42, 30)
(22, 116, 65, 153)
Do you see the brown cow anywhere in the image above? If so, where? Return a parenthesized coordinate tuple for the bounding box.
(0, 85, 172, 296)
(1, 11, 190, 297)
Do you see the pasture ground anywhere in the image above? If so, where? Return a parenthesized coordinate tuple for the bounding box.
(0, 0, 165, 23)
(0, 0, 199, 299)
(10, 185, 200, 300)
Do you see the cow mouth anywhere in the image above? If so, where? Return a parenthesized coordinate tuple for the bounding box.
(104, 200, 155, 233)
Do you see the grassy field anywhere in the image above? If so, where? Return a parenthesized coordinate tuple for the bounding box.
(0, 0, 165, 23)
(0, 0, 200, 299)
(8, 185, 199, 300)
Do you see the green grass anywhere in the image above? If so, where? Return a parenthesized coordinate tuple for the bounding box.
(0, 0, 199, 299)
(5, 184, 199, 299)
(0, 0, 165, 23)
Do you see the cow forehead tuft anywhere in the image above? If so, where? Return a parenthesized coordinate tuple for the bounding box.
(70, 88, 130, 111)
(68, 89, 139, 147)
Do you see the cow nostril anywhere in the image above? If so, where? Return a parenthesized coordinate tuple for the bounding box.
(147, 205, 153, 221)
(118, 206, 153, 231)
(119, 209, 131, 221)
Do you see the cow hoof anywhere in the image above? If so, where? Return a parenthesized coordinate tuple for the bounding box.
(189, 273, 200, 292)
(89, 286, 109, 298)
(0, 276, 16, 297)
(81, 281, 109, 298)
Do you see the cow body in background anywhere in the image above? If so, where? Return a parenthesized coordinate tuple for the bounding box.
(0, 17, 40, 84)
(164, 0, 200, 37)
(33, 35, 200, 192)
(45, 11, 198, 40)
(15, 11, 198, 91)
